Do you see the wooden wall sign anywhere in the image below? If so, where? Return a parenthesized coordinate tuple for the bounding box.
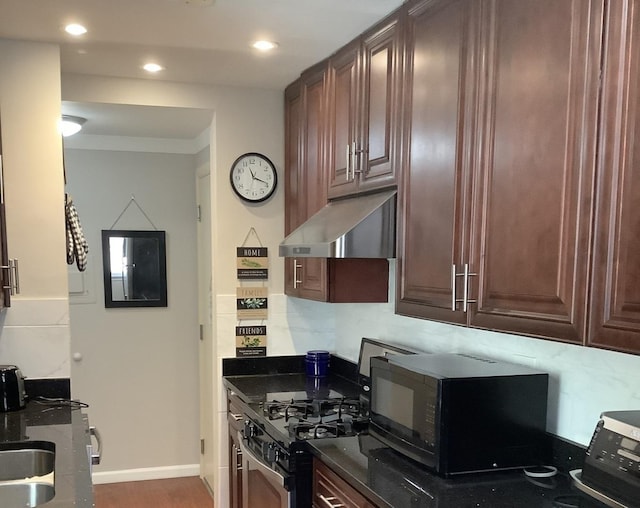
(235, 325, 267, 357)
(236, 287, 268, 320)
(236, 247, 268, 280)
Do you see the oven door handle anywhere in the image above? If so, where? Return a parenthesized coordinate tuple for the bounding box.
(237, 432, 287, 488)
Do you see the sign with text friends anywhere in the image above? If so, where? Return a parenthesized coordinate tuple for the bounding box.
(235, 325, 267, 357)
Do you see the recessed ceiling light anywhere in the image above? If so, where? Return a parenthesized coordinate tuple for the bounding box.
(60, 115, 86, 137)
(252, 40, 279, 52)
(143, 63, 164, 73)
(65, 23, 87, 36)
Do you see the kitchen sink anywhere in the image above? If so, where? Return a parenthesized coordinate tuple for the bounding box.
(0, 482, 55, 507)
(0, 441, 55, 481)
(0, 441, 55, 507)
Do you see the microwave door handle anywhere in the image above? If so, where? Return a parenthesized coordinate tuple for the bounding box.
(237, 432, 286, 488)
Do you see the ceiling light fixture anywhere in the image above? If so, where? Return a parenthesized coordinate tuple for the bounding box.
(252, 40, 279, 52)
(65, 23, 87, 36)
(60, 115, 87, 137)
(143, 63, 164, 73)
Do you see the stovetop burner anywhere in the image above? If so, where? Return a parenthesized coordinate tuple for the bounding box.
(264, 397, 361, 421)
(286, 414, 369, 440)
(261, 396, 367, 441)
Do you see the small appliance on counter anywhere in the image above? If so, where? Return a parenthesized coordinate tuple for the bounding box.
(0, 365, 26, 412)
(369, 352, 550, 477)
(570, 410, 640, 508)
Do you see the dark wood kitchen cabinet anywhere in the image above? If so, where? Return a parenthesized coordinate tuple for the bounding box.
(313, 458, 376, 508)
(397, 0, 603, 344)
(588, 0, 640, 354)
(284, 69, 328, 301)
(0, 120, 11, 309)
(284, 67, 389, 303)
(326, 11, 403, 199)
(227, 393, 244, 508)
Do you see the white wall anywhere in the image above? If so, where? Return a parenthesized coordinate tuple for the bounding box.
(327, 261, 640, 447)
(60, 73, 292, 505)
(0, 39, 70, 379)
(64, 148, 200, 478)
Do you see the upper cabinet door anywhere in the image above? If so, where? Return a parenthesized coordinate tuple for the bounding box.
(284, 67, 329, 301)
(0, 123, 9, 309)
(358, 14, 403, 194)
(327, 11, 403, 199)
(589, 0, 640, 354)
(327, 42, 360, 198)
(396, 0, 479, 324)
(468, 0, 602, 343)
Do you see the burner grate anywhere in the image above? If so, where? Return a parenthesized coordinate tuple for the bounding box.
(263, 397, 361, 421)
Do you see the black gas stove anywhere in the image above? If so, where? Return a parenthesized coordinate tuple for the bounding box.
(230, 385, 368, 508)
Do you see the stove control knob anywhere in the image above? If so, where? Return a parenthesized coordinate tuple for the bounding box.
(266, 443, 277, 462)
(244, 421, 257, 438)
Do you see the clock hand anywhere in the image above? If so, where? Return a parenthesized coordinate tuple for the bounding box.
(254, 177, 268, 185)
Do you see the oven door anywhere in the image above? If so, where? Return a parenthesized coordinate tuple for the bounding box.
(237, 432, 291, 508)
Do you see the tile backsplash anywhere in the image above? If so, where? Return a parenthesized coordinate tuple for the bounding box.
(0, 298, 71, 378)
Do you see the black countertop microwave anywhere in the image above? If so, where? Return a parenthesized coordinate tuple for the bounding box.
(369, 353, 549, 477)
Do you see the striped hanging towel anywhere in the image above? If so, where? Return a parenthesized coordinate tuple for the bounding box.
(65, 194, 89, 271)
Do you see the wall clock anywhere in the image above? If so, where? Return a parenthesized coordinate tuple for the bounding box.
(230, 152, 278, 203)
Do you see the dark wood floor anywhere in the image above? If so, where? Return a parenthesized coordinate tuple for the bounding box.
(94, 477, 214, 508)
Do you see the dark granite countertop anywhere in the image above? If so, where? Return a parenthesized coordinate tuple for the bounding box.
(308, 435, 608, 508)
(1, 401, 94, 507)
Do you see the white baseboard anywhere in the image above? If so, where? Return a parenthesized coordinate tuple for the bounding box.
(92, 464, 200, 485)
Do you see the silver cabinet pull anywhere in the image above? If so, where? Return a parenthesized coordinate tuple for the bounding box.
(451, 264, 458, 311)
(230, 413, 243, 422)
(350, 141, 357, 181)
(293, 259, 302, 289)
(319, 494, 346, 508)
(231, 443, 243, 471)
(452, 263, 476, 312)
(345, 144, 351, 181)
(462, 263, 477, 312)
(89, 426, 102, 465)
(2, 259, 20, 295)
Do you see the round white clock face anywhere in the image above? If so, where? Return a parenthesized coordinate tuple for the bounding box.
(230, 153, 277, 203)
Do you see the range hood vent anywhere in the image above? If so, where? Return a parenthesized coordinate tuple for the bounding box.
(279, 190, 396, 258)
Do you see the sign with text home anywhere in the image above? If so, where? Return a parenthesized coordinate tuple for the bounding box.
(236, 247, 268, 280)
(236, 287, 268, 320)
(235, 325, 267, 357)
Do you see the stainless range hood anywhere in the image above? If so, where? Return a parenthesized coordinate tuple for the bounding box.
(279, 190, 396, 258)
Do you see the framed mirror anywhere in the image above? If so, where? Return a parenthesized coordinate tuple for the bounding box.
(101, 230, 167, 308)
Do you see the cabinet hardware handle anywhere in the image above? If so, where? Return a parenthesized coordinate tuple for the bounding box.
(89, 425, 102, 465)
(345, 144, 351, 181)
(451, 264, 457, 311)
(319, 494, 346, 508)
(293, 259, 302, 289)
(462, 263, 477, 312)
(452, 264, 465, 311)
(231, 443, 243, 471)
(351, 141, 358, 180)
(452, 264, 477, 312)
(230, 413, 243, 421)
(2, 259, 20, 295)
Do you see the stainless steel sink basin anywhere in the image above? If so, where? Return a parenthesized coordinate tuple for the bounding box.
(0, 441, 55, 507)
(0, 441, 55, 481)
(0, 482, 55, 507)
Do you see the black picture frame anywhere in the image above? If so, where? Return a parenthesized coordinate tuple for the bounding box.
(101, 230, 167, 308)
